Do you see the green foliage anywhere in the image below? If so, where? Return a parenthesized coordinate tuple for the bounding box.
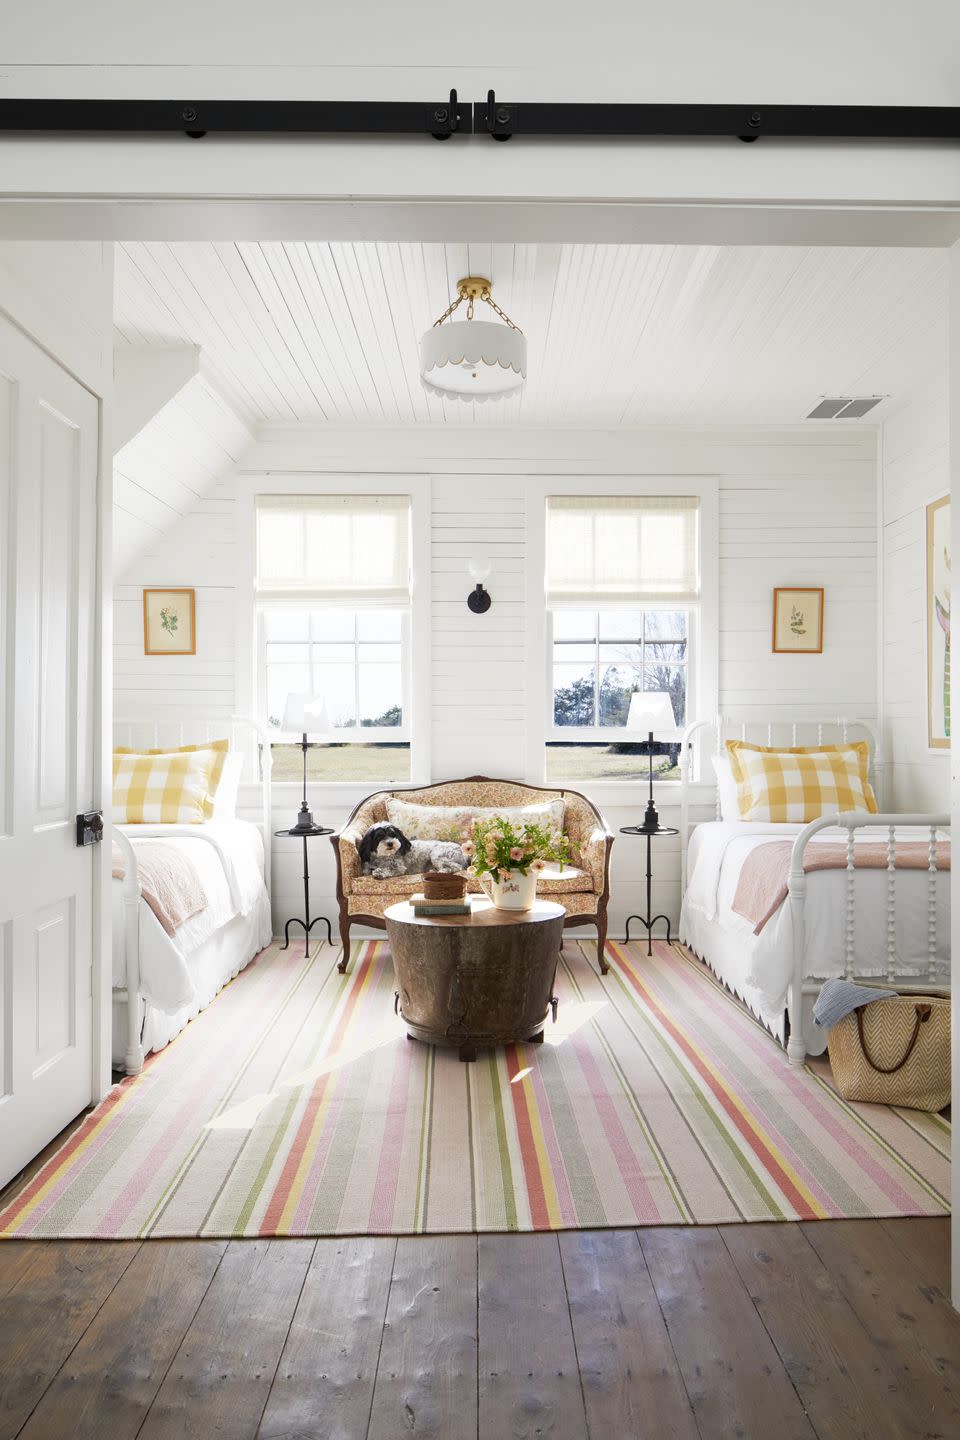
(466, 816, 570, 883)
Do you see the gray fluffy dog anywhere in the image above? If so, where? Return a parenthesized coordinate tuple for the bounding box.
(358, 822, 466, 880)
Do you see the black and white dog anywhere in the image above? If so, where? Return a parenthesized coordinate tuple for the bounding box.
(358, 822, 466, 880)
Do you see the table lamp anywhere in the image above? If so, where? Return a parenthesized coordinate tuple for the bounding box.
(283, 692, 330, 831)
(626, 690, 679, 834)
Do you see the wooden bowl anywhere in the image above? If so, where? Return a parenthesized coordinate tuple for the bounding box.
(422, 871, 467, 901)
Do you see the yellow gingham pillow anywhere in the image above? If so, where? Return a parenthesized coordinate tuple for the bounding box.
(725, 740, 877, 823)
(113, 740, 229, 824)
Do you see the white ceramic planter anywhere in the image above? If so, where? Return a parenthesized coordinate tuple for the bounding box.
(489, 868, 537, 911)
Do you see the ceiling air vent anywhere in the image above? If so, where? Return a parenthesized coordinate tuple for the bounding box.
(805, 396, 884, 420)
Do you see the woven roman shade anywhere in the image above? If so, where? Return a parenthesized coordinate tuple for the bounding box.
(546, 494, 699, 604)
(256, 494, 411, 603)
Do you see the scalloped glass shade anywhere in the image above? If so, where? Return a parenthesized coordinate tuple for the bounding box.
(419, 319, 526, 401)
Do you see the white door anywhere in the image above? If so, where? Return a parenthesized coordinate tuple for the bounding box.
(0, 311, 100, 1189)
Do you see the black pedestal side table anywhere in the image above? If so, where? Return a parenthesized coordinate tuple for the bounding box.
(619, 824, 680, 956)
(274, 824, 334, 959)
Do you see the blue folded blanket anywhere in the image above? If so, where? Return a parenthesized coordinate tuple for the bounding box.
(813, 978, 897, 1030)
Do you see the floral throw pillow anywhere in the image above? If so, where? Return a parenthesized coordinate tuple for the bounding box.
(384, 797, 566, 845)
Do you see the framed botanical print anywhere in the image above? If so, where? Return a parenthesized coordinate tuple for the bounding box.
(926, 494, 950, 750)
(772, 588, 824, 654)
(143, 588, 196, 656)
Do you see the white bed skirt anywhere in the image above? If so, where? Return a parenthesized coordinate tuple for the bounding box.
(681, 909, 799, 1052)
(112, 893, 273, 1069)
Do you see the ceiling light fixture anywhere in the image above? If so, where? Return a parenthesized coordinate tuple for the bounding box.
(420, 276, 526, 402)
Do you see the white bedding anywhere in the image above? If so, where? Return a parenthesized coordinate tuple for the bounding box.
(112, 819, 271, 1015)
(680, 821, 950, 1045)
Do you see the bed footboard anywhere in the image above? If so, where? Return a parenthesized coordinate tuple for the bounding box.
(786, 809, 950, 1065)
(112, 828, 144, 1075)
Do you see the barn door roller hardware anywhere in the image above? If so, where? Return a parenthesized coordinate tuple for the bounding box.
(475, 92, 960, 143)
(0, 90, 470, 140)
(1, 92, 958, 144)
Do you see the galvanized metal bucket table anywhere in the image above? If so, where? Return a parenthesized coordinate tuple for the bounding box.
(384, 897, 565, 1061)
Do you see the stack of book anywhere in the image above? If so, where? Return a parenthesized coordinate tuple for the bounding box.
(411, 892, 472, 917)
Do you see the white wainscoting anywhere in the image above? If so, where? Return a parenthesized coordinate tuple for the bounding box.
(881, 377, 951, 811)
(114, 423, 879, 937)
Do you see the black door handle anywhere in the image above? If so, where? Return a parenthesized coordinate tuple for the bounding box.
(76, 811, 104, 846)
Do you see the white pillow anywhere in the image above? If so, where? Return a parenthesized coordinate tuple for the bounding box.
(711, 753, 741, 822)
(212, 751, 245, 820)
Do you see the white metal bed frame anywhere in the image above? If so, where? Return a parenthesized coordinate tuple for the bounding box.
(112, 716, 273, 1075)
(679, 716, 949, 1064)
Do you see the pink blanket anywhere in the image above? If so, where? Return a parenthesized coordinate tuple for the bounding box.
(732, 840, 951, 936)
(112, 840, 208, 937)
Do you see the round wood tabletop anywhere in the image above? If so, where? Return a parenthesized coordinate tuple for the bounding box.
(384, 897, 565, 929)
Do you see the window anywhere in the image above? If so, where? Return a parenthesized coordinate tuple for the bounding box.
(256, 494, 412, 782)
(544, 495, 700, 782)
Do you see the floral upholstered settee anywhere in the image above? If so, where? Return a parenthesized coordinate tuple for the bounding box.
(330, 776, 614, 975)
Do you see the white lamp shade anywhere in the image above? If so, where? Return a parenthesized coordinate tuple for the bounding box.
(626, 690, 678, 737)
(420, 320, 526, 402)
(468, 555, 492, 581)
(282, 692, 330, 734)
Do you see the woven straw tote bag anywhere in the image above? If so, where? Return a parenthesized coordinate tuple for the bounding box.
(827, 991, 951, 1111)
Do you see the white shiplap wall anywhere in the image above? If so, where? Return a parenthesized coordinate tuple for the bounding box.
(881, 377, 951, 811)
(114, 480, 239, 724)
(431, 476, 527, 779)
(114, 424, 878, 937)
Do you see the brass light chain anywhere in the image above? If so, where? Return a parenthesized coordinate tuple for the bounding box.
(431, 293, 465, 328)
(430, 277, 523, 334)
(482, 292, 523, 334)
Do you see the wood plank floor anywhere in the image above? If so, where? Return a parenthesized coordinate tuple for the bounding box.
(0, 1218, 957, 1440)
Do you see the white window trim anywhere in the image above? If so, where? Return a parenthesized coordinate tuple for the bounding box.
(237, 472, 431, 791)
(524, 474, 719, 790)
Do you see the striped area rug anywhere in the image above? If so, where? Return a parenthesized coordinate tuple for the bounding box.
(0, 938, 949, 1238)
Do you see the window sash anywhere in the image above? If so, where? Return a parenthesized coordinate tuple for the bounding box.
(546, 494, 699, 604)
(546, 606, 693, 743)
(255, 493, 411, 604)
(257, 604, 411, 745)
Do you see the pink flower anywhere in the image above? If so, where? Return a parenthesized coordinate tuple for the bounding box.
(461, 839, 475, 857)
(509, 846, 524, 862)
(530, 858, 547, 874)
(463, 817, 475, 836)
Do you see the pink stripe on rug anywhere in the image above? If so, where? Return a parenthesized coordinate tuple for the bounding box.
(569, 1029, 664, 1224)
(662, 947, 928, 1213)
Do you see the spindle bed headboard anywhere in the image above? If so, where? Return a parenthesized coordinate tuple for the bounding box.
(112, 714, 273, 893)
(679, 715, 883, 896)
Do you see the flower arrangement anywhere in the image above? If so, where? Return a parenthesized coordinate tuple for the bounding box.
(462, 815, 569, 883)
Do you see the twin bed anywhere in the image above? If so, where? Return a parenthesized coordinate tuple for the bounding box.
(112, 719, 273, 1074)
(679, 718, 950, 1064)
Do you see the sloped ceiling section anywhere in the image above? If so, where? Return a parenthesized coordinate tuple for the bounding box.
(113, 240, 947, 431)
(113, 370, 254, 577)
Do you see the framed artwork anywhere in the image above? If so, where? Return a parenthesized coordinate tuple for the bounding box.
(926, 494, 950, 750)
(143, 588, 196, 656)
(772, 588, 824, 654)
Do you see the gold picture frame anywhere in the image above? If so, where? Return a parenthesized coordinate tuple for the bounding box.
(143, 588, 196, 656)
(772, 587, 824, 654)
(926, 494, 950, 750)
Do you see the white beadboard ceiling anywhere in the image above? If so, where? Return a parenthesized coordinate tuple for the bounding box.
(114, 241, 947, 431)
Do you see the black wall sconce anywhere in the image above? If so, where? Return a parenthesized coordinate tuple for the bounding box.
(467, 557, 492, 613)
